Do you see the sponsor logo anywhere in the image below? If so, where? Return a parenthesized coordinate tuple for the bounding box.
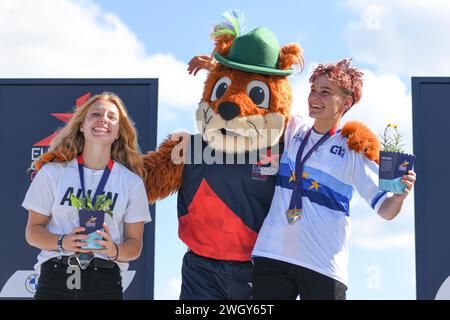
(252, 164, 278, 181)
(86, 216, 97, 228)
(330, 145, 345, 158)
(25, 273, 39, 294)
(399, 161, 409, 172)
(293, 131, 305, 142)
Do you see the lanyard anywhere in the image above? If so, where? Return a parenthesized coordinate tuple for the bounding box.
(287, 127, 337, 216)
(76, 155, 114, 206)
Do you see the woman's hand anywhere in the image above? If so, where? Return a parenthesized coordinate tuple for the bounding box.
(91, 223, 118, 259)
(187, 54, 216, 75)
(392, 170, 417, 202)
(62, 227, 91, 253)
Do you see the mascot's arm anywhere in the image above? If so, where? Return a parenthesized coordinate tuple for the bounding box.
(143, 134, 186, 203)
(341, 121, 380, 164)
(33, 151, 74, 171)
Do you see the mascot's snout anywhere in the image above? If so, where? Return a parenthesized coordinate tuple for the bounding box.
(218, 102, 240, 120)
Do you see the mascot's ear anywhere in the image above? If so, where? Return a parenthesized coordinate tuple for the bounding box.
(278, 43, 305, 73)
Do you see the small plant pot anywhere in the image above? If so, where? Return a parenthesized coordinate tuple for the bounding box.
(379, 151, 416, 194)
(79, 209, 105, 250)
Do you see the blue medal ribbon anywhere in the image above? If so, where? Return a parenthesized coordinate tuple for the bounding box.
(76, 155, 114, 265)
(77, 155, 114, 206)
(286, 127, 337, 224)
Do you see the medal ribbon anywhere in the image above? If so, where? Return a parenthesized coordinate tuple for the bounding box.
(287, 127, 337, 212)
(76, 155, 114, 206)
(76, 155, 114, 263)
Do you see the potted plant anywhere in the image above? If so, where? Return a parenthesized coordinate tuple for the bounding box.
(70, 193, 113, 250)
(378, 123, 416, 194)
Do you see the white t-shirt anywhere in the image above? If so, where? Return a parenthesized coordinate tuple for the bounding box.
(252, 115, 389, 285)
(22, 158, 151, 273)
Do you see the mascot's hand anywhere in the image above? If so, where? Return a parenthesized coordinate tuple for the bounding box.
(341, 121, 380, 163)
(187, 54, 217, 75)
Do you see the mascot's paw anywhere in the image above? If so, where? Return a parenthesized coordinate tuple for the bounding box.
(341, 121, 380, 163)
(34, 151, 74, 170)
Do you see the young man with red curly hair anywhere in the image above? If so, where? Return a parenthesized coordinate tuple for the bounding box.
(251, 59, 416, 300)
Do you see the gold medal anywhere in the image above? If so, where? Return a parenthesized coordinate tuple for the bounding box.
(286, 208, 303, 225)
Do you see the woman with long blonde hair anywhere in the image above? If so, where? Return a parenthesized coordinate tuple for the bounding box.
(23, 92, 151, 299)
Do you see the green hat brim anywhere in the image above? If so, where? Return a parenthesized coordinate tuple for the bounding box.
(214, 52, 293, 76)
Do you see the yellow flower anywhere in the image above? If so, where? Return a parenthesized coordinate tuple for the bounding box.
(387, 122, 398, 129)
(380, 122, 404, 153)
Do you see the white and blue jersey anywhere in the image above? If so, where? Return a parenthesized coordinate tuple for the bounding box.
(252, 115, 389, 285)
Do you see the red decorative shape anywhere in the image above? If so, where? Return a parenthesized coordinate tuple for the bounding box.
(33, 130, 60, 147)
(179, 179, 257, 261)
(76, 92, 91, 107)
(32, 93, 90, 147)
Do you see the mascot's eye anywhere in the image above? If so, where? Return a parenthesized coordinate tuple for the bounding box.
(247, 80, 270, 109)
(210, 77, 231, 101)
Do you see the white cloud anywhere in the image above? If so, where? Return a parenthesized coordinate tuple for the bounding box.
(0, 0, 203, 109)
(343, 0, 450, 76)
(345, 69, 413, 150)
(160, 277, 182, 300)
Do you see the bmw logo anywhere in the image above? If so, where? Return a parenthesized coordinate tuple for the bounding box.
(25, 273, 39, 294)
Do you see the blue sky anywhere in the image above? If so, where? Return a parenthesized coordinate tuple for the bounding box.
(5, 0, 450, 299)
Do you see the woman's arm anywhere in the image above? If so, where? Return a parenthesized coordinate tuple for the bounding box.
(25, 210, 89, 252)
(25, 210, 56, 251)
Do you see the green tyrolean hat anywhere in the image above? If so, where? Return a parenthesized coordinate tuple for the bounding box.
(214, 27, 293, 76)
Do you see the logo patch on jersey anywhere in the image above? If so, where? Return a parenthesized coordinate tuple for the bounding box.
(252, 165, 278, 181)
(293, 131, 306, 142)
(330, 145, 345, 158)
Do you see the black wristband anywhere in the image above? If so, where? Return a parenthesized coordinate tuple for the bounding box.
(57, 234, 66, 253)
(108, 243, 119, 261)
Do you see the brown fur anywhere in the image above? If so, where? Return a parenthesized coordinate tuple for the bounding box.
(278, 43, 304, 72)
(201, 37, 303, 132)
(341, 121, 380, 163)
(143, 135, 185, 203)
(202, 67, 293, 124)
(34, 150, 75, 170)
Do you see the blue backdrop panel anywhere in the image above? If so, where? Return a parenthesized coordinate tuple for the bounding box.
(0, 79, 158, 299)
(412, 77, 450, 300)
